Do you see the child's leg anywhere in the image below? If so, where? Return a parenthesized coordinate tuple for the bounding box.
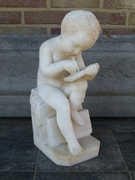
(38, 84, 84, 155)
(63, 78, 88, 125)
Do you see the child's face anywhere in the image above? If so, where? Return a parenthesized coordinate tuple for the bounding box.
(61, 30, 99, 57)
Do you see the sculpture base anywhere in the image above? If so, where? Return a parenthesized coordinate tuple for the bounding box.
(34, 135, 100, 166)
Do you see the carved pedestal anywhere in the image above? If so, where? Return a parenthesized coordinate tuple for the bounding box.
(30, 88, 100, 166)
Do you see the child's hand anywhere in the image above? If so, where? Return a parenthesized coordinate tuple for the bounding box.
(64, 60, 79, 74)
(86, 63, 100, 77)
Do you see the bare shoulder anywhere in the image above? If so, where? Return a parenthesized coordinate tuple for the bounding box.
(40, 36, 59, 53)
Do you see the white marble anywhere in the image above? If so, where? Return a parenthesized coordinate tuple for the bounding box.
(30, 10, 101, 166)
(34, 135, 100, 166)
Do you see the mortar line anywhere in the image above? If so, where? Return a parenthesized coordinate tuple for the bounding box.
(35, 170, 130, 173)
(99, 0, 104, 9)
(100, 26, 103, 35)
(0, 8, 47, 11)
(2, 24, 135, 28)
(126, 11, 130, 26)
(33, 150, 40, 180)
(46, 0, 51, 10)
(47, 8, 130, 13)
(21, 11, 25, 25)
(0, 7, 135, 12)
(47, 27, 51, 34)
(101, 25, 135, 29)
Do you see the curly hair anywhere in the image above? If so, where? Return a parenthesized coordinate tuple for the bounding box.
(61, 10, 100, 35)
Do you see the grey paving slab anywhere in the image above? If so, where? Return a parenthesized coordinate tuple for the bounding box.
(1, 50, 135, 96)
(0, 119, 38, 170)
(130, 172, 135, 180)
(1, 35, 135, 51)
(84, 51, 135, 96)
(0, 51, 38, 95)
(35, 172, 130, 180)
(37, 121, 125, 171)
(84, 96, 135, 117)
(0, 171, 34, 180)
(1, 95, 135, 117)
(109, 120, 135, 171)
(0, 96, 30, 117)
(0, 35, 54, 51)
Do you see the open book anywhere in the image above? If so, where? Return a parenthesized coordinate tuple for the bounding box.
(64, 68, 86, 82)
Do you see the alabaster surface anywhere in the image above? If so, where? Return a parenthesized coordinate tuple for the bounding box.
(30, 10, 101, 166)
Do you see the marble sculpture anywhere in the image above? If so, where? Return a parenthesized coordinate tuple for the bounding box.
(30, 10, 100, 166)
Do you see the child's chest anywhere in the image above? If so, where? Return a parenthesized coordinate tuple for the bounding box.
(52, 51, 70, 63)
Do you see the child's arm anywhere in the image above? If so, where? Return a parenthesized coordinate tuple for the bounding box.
(77, 54, 100, 81)
(39, 47, 64, 78)
(64, 54, 100, 82)
(64, 63, 99, 82)
(39, 44, 79, 78)
(85, 63, 100, 81)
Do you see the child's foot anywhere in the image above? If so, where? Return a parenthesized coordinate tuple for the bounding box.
(71, 111, 85, 125)
(68, 140, 84, 155)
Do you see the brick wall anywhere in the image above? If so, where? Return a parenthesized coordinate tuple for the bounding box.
(0, 0, 135, 35)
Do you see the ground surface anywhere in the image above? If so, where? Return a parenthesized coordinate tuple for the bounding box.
(0, 118, 135, 180)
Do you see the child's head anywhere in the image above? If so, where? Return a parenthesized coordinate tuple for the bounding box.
(60, 10, 100, 56)
(61, 10, 100, 36)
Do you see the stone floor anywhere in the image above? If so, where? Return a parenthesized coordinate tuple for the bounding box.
(0, 118, 135, 180)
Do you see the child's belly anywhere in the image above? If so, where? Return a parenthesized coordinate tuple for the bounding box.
(37, 71, 69, 89)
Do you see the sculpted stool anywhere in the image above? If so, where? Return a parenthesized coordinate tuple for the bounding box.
(30, 10, 101, 166)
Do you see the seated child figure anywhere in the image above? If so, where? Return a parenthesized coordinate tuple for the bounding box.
(37, 10, 100, 155)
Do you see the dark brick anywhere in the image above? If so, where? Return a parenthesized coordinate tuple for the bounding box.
(103, 28, 135, 35)
(104, 0, 135, 9)
(25, 11, 67, 24)
(51, 0, 100, 8)
(0, 0, 46, 7)
(51, 28, 61, 34)
(0, 11, 21, 24)
(94, 12, 126, 25)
